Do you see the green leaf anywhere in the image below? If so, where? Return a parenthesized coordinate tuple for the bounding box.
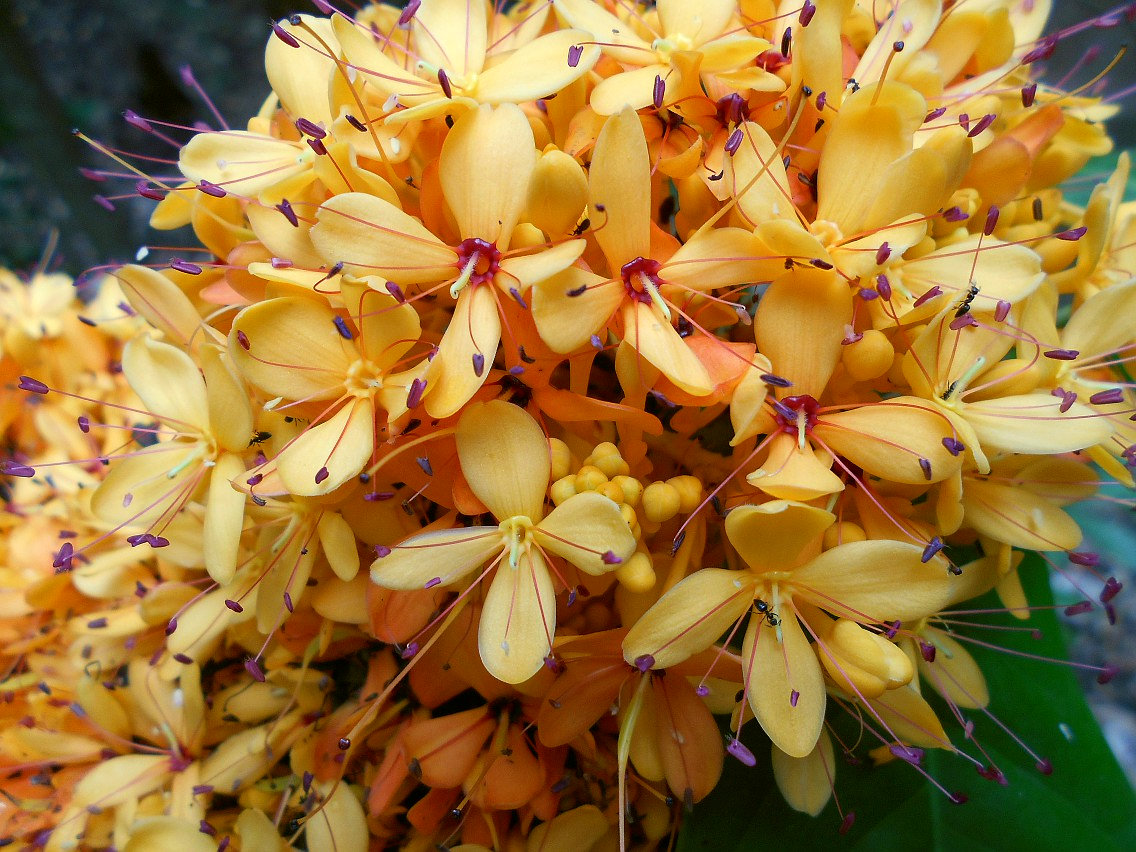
(679, 556, 1136, 850)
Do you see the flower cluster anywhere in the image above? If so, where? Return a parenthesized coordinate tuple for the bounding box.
(3, 1, 1135, 849)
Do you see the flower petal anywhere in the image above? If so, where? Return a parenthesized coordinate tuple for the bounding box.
(423, 285, 502, 418)
(792, 541, 954, 621)
(341, 278, 421, 371)
(370, 526, 501, 590)
(203, 452, 246, 586)
(275, 399, 374, 496)
(115, 264, 203, 347)
(771, 730, 836, 816)
(229, 296, 355, 400)
(590, 108, 651, 267)
(312, 192, 457, 285)
(201, 344, 254, 453)
(725, 501, 834, 574)
(413, 0, 487, 78)
(479, 548, 556, 683)
(265, 15, 338, 124)
(621, 301, 713, 396)
(455, 399, 549, 521)
(964, 394, 1114, 455)
(440, 104, 537, 245)
(122, 336, 209, 432)
(590, 64, 671, 115)
(534, 490, 636, 574)
(746, 432, 845, 502)
(475, 30, 599, 103)
(743, 608, 825, 758)
(723, 122, 793, 227)
(623, 569, 755, 669)
(532, 269, 620, 353)
(660, 227, 766, 291)
(962, 477, 1082, 551)
(179, 131, 308, 197)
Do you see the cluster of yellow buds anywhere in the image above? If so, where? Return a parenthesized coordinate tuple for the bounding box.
(2, 0, 1134, 849)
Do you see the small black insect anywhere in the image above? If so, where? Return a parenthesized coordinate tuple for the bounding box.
(248, 430, 272, 446)
(954, 283, 980, 318)
(755, 599, 781, 627)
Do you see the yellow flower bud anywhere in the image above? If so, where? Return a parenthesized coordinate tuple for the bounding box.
(575, 465, 608, 492)
(615, 551, 656, 593)
(642, 481, 681, 523)
(842, 329, 894, 382)
(611, 474, 643, 506)
(823, 522, 867, 549)
(587, 442, 630, 477)
(550, 475, 577, 506)
(667, 475, 702, 513)
(549, 438, 573, 480)
(597, 480, 625, 504)
(619, 503, 638, 529)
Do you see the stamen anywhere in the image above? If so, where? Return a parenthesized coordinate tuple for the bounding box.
(799, 0, 816, 26)
(726, 737, 756, 766)
(634, 654, 655, 672)
(921, 536, 944, 563)
(567, 44, 583, 67)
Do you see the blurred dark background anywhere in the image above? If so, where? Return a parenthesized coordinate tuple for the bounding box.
(0, 0, 1133, 274)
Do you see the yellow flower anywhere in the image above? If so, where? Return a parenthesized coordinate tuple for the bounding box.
(623, 500, 954, 756)
(371, 400, 635, 683)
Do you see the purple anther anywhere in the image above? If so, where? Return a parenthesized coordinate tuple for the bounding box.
(1022, 37, 1057, 65)
(149, 535, 170, 548)
(566, 587, 578, 607)
(244, 659, 266, 682)
(283, 592, 294, 613)
(601, 550, 623, 565)
(438, 68, 452, 98)
(924, 106, 947, 123)
(921, 536, 944, 563)
(225, 599, 243, 613)
(416, 456, 433, 476)
(198, 180, 226, 198)
(566, 283, 587, 297)
(1035, 758, 1054, 775)
(295, 117, 326, 139)
(761, 373, 793, 388)
(406, 377, 426, 409)
(885, 620, 902, 639)
(590, 334, 603, 349)
(271, 20, 300, 48)
(86, 616, 108, 629)
(919, 457, 933, 480)
(306, 137, 327, 156)
(382, 281, 405, 303)
(53, 542, 74, 571)
(314, 466, 329, 484)
(136, 181, 164, 201)
(696, 684, 710, 697)
(344, 113, 367, 133)
(890, 745, 924, 765)
(424, 577, 441, 589)
(192, 784, 214, 796)
(725, 128, 744, 156)
(332, 315, 353, 340)
(1, 461, 35, 478)
(913, 286, 943, 307)
(983, 205, 1000, 236)
(875, 242, 891, 265)
(942, 206, 968, 223)
(1089, 388, 1124, 405)
(816, 90, 827, 110)
(919, 641, 937, 662)
(992, 299, 1011, 322)
(839, 813, 856, 835)
(968, 113, 996, 137)
(471, 352, 485, 377)
(509, 286, 528, 308)
(1057, 226, 1088, 241)
(634, 654, 655, 673)
(1069, 550, 1100, 566)
(1021, 82, 1037, 107)
(726, 738, 757, 767)
(93, 194, 115, 211)
(859, 288, 878, 301)
(790, 690, 800, 707)
(1100, 576, 1123, 604)
(1097, 665, 1118, 685)
(122, 109, 152, 132)
(652, 75, 665, 110)
(269, 257, 292, 270)
(799, 0, 816, 25)
(398, 0, 421, 26)
(276, 199, 299, 227)
(949, 314, 978, 331)
(781, 26, 792, 57)
(567, 44, 583, 67)
(374, 545, 392, 558)
(1064, 600, 1093, 616)
(1044, 348, 1079, 361)
(893, 40, 905, 52)
(80, 166, 106, 182)
(170, 259, 202, 275)
(942, 437, 965, 456)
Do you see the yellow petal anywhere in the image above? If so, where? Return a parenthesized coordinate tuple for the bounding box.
(90, 447, 197, 528)
(413, 0, 486, 78)
(303, 781, 369, 852)
(747, 432, 845, 502)
(424, 285, 501, 418)
(534, 490, 636, 574)
(660, 227, 766, 291)
(815, 398, 963, 484)
(201, 344, 254, 453)
(124, 817, 216, 852)
(657, 0, 735, 44)
(122, 336, 209, 432)
(964, 394, 1114, 455)
(1062, 277, 1136, 358)
(590, 108, 650, 267)
(724, 122, 792, 227)
(961, 477, 1082, 551)
(318, 510, 360, 582)
(312, 192, 456, 285)
(498, 239, 587, 289)
(203, 452, 246, 586)
(265, 15, 337, 124)
(441, 104, 537, 245)
(475, 30, 599, 103)
(524, 147, 591, 236)
(341, 278, 421, 371)
(851, 0, 942, 87)
(371, 526, 501, 589)
(771, 730, 836, 816)
(904, 236, 1044, 306)
(866, 684, 951, 749)
(275, 399, 374, 496)
(743, 608, 825, 758)
(230, 296, 355, 400)
(552, 0, 651, 64)
(532, 269, 620, 353)
(456, 399, 549, 520)
(919, 627, 989, 709)
(817, 617, 914, 698)
(590, 63, 671, 115)
(479, 548, 556, 683)
(178, 131, 308, 197)
(72, 754, 172, 809)
(792, 540, 953, 621)
(115, 264, 202, 347)
(724, 501, 834, 574)
(622, 569, 755, 669)
(525, 805, 611, 852)
(753, 273, 850, 398)
(622, 301, 713, 396)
